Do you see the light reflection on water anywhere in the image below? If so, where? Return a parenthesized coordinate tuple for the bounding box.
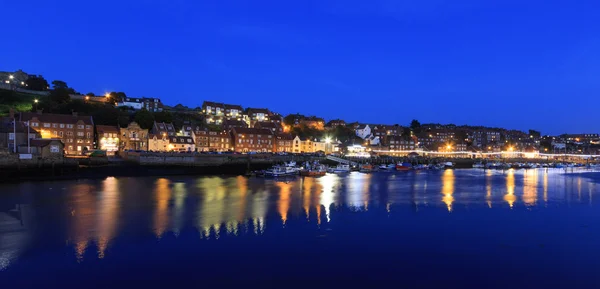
(0, 169, 599, 272)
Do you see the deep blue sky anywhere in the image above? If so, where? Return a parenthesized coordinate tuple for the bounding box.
(3, 0, 599, 134)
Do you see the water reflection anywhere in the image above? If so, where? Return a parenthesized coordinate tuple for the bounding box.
(504, 170, 517, 208)
(97, 177, 119, 258)
(153, 178, 171, 238)
(522, 170, 538, 206)
(3, 169, 600, 267)
(441, 170, 455, 212)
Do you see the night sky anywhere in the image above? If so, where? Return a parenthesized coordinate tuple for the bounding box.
(3, 0, 599, 134)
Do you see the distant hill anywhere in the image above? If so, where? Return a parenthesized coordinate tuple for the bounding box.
(0, 88, 40, 116)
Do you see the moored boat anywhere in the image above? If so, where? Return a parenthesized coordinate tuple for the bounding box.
(359, 163, 375, 172)
(396, 162, 412, 171)
(328, 164, 351, 173)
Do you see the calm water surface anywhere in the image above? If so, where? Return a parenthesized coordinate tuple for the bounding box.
(1, 169, 600, 288)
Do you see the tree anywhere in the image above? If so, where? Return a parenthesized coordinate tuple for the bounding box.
(49, 87, 71, 104)
(25, 76, 49, 91)
(51, 80, 69, 90)
(154, 111, 173, 123)
(528, 129, 541, 139)
(134, 109, 155, 129)
(86, 92, 95, 96)
(410, 119, 421, 131)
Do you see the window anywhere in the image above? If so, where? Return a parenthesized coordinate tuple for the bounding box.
(77, 132, 84, 137)
(43, 123, 50, 128)
(86, 132, 91, 138)
(67, 124, 73, 128)
(8, 133, 14, 140)
(67, 132, 73, 136)
(50, 145, 60, 153)
(187, 139, 192, 143)
(68, 146, 73, 151)
(77, 125, 84, 129)
(77, 146, 81, 151)
(52, 123, 58, 128)
(60, 124, 64, 128)
(59, 131, 63, 137)
(172, 138, 176, 142)
(53, 131, 58, 137)
(86, 125, 91, 129)
(31, 122, 38, 127)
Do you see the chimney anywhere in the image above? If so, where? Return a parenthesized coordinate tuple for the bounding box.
(9, 108, 14, 119)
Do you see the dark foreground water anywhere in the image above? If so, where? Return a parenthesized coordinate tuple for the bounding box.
(1, 169, 600, 288)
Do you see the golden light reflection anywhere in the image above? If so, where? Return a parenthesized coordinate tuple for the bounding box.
(69, 184, 95, 262)
(197, 177, 226, 237)
(504, 170, 516, 208)
(486, 170, 492, 208)
(522, 170, 538, 206)
(302, 177, 314, 218)
(441, 169, 455, 212)
(96, 177, 119, 258)
(577, 178, 582, 201)
(277, 181, 292, 225)
(153, 178, 171, 238)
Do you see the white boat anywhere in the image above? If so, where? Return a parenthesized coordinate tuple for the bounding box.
(264, 166, 298, 177)
(328, 164, 350, 173)
(379, 164, 396, 170)
(444, 162, 454, 169)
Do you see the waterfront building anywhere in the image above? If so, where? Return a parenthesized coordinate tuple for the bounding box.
(19, 111, 94, 155)
(0, 118, 40, 152)
(120, 122, 148, 151)
(19, 139, 64, 158)
(95, 125, 120, 155)
(194, 127, 210, 151)
(301, 116, 325, 130)
(168, 136, 195, 152)
(274, 133, 294, 152)
(152, 121, 176, 137)
(148, 133, 168, 151)
(472, 130, 501, 148)
(231, 127, 273, 153)
(208, 130, 231, 152)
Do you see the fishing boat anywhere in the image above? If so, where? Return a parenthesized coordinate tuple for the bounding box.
(379, 164, 396, 171)
(300, 161, 327, 177)
(264, 166, 298, 177)
(359, 163, 375, 173)
(396, 162, 412, 171)
(328, 164, 351, 173)
(444, 162, 454, 169)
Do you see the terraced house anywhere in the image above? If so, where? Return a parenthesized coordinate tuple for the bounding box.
(231, 127, 273, 152)
(19, 111, 94, 155)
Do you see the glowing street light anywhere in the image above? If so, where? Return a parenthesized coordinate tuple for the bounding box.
(8, 75, 14, 80)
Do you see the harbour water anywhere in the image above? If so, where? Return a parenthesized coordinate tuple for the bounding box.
(1, 169, 599, 288)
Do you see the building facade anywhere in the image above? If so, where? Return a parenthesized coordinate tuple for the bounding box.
(231, 127, 273, 152)
(168, 136, 195, 152)
(19, 112, 94, 155)
(120, 122, 148, 151)
(274, 133, 294, 152)
(148, 134, 168, 151)
(96, 125, 120, 155)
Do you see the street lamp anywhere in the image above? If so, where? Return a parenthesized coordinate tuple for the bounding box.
(9, 75, 14, 80)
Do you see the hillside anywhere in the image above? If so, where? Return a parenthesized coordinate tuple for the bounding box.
(0, 88, 40, 116)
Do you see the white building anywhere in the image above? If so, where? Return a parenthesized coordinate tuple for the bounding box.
(355, 124, 371, 139)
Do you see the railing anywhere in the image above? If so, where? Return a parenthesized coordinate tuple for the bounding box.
(326, 155, 357, 165)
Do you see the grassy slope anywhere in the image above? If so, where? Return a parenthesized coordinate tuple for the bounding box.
(0, 89, 42, 116)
